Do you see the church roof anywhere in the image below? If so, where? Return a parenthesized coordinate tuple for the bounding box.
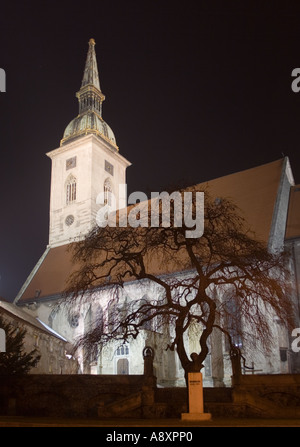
(15, 157, 294, 305)
(0, 300, 67, 341)
(285, 185, 300, 240)
(62, 111, 117, 148)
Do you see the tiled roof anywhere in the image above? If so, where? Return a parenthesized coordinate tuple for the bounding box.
(0, 300, 67, 341)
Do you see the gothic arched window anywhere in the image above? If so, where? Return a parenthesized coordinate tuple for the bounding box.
(104, 178, 112, 206)
(116, 344, 129, 356)
(66, 175, 77, 205)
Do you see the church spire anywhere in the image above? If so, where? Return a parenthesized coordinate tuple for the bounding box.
(61, 39, 117, 148)
(76, 38, 105, 117)
(81, 38, 101, 90)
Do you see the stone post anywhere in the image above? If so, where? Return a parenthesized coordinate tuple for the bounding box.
(142, 346, 156, 418)
(230, 346, 242, 386)
(181, 372, 212, 421)
(143, 346, 154, 376)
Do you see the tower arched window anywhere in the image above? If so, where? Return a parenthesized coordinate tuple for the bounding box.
(66, 175, 77, 205)
(104, 178, 112, 206)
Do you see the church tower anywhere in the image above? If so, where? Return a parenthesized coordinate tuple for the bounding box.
(47, 39, 131, 247)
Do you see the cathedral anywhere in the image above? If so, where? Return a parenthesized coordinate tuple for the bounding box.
(13, 39, 300, 386)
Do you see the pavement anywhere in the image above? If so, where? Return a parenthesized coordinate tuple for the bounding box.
(1, 416, 300, 427)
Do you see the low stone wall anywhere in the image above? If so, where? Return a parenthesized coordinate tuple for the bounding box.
(233, 374, 300, 418)
(237, 373, 300, 388)
(0, 374, 150, 418)
(2, 373, 300, 419)
(0, 374, 233, 419)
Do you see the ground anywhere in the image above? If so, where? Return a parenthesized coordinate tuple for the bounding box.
(1, 415, 300, 427)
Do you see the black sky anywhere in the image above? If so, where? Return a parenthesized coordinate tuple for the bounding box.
(0, 1, 300, 301)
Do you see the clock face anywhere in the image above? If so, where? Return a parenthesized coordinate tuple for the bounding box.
(65, 214, 75, 226)
(105, 159, 114, 176)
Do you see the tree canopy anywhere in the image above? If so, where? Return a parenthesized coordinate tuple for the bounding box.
(65, 189, 295, 380)
(0, 316, 41, 374)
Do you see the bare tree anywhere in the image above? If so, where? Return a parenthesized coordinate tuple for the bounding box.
(64, 189, 295, 382)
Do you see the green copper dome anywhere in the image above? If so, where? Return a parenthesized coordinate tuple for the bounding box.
(62, 111, 117, 146)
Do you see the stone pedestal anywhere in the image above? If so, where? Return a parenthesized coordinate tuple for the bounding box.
(181, 372, 212, 421)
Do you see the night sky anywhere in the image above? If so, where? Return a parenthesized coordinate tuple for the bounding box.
(1, 1, 300, 301)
